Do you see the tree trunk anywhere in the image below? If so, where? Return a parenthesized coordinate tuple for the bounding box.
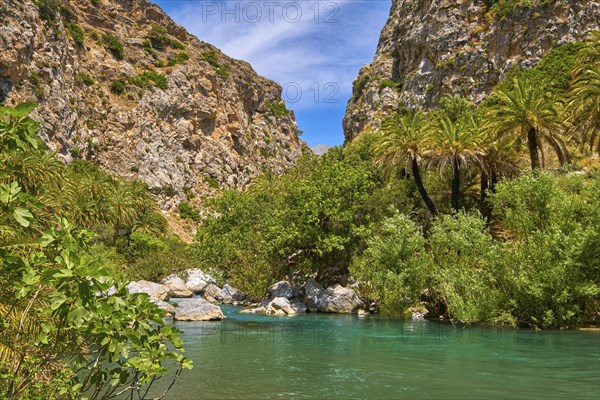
(451, 156, 460, 212)
(527, 127, 541, 170)
(480, 172, 491, 222)
(411, 157, 437, 215)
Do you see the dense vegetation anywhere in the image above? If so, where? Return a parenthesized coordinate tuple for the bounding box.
(0, 103, 194, 399)
(194, 32, 600, 328)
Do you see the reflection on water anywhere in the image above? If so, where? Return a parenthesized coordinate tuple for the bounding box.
(157, 306, 599, 399)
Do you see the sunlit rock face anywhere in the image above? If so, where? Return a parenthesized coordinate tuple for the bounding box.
(0, 0, 305, 209)
(344, 0, 599, 142)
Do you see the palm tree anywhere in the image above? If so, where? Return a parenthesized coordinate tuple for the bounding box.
(107, 183, 138, 240)
(426, 113, 486, 212)
(479, 134, 521, 220)
(566, 32, 600, 155)
(485, 76, 568, 170)
(374, 111, 437, 215)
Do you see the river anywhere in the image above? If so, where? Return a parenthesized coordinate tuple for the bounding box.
(159, 305, 599, 399)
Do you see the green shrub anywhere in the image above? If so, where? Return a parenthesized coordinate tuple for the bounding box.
(125, 234, 199, 281)
(130, 165, 139, 173)
(350, 212, 429, 315)
(35, 0, 59, 21)
(109, 79, 125, 94)
(148, 23, 169, 50)
(178, 201, 201, 222)
(75, 72, 94, 86)
(489, 0, 535, 19)
(103, 34, 124, 60)
(352, 75, 369, 97)
(64, 22, 84, 45)
(378, 79, 402, 90)
(168, 52, 190, 66)
(265, 100, 289, 117)
(29, 71, 42, 85)
(204, 176, 220, 189)
(201, 50, 230, 77)
(128, 70, 168, 90)
(142, 39, 155, 55)
(170, 39, 185, 50)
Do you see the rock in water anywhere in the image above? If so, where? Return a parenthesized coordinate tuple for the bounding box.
(319, 284, 364, 314)
(155, 300, 176, 317)
(268, 281, 298, 299)
(202, 284, 224, 303)
(184, 269, 215, 294)
(303, 278, 325, 311)
(161, 274, 193, 298)
(173, 298, 225, 321)
(127, 280, 171, 302)
(221, 284, 245, 304)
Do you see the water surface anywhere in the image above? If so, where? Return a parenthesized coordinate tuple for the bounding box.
(162, 306, 599, 399)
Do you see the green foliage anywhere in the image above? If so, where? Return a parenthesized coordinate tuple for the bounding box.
(34, 0, 59, 22)
(103, 34, 124, 60)
(352, 75, 369, 97)
(438, 95, 475, 121)
(350, 212, 428, 315)
(488, 0, 534, 19)
(29, 71, 41, 86)
(168, 52, 190, 66)
(201, 50, 230, 77)
(427, 213, 506, 323)
(128, 71, 168, 90)
(195, 140, 382, 299)
(495, 42, 584, 94)
(0, 104, 191, 399)
(124, 233, 199, 282)
(75, 71, 94, 86)
(178, 201, 200, 222)
(109, 79, 125, 94)
(147, 23, 169, 50)
(204, 176, 220, 189)
(378, 79, 402, 91)
(64, 22, 84, 45)
(170, 39, 185, 50)
(265, 100, 290, 118)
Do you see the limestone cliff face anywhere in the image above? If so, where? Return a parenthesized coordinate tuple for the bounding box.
(344, 0, 600, 142)
(0, 0, 305, 209)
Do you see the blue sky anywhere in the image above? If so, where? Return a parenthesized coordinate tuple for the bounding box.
(153, 0, 391, 146)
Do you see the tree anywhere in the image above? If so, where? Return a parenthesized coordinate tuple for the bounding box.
(426, 113, 486, 212)
(485, 75, 568, 170)
(0, 103, 192, 398)
(374, 111, 438, 214)
(479, 134, 521, 221)
(566, 32, 600, 155)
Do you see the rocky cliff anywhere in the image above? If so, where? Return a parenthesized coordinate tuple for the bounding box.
(0, 0, 305, 209)
(344, 0, 600, 142)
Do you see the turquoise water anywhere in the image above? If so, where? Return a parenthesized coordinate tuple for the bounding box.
(161, 306, 599, 399)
